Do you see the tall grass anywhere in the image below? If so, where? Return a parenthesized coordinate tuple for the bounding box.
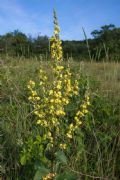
(0, 56, 120, 179)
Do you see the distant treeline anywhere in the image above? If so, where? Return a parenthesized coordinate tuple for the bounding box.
(0, 24, 120, 61)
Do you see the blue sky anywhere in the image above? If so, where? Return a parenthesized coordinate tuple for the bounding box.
(0, 0, 120, 40)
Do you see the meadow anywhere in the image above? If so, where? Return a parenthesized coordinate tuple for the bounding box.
(0, 9, 120, 180)
(1, 56, 120, 179)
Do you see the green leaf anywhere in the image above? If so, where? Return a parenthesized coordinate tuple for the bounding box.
(20, 155, 27, 165)
(33, 166, 50, 180)
(55, 151, 67, 165)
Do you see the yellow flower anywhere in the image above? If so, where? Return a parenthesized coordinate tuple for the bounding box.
(28, 96, 32, 101)
(48, 131, 52, 137)
(81, 104, 87, 109)
(79, 112, 84, 117)
(29, 80, 35, 87)
(87, 101, 90, 105)
(38, 113, 44, 118)
(39, 81, 43, 85)
(56, 110, 65, 116)
(42, 173, 56, 180)
(60, 143, 67, 149)
(39, 69, 43, 73)
(37, 120, 42, 124)
(78, 121, 82, 125)
(35, 96, 40, 101)
(43, 121, 48, 127)
(74, 116, 79, 121)
(49, 90, 53, 95)
(43, 76, 47, 80)
(57, 65, 64, 71)
(50, 99, 54, 103)
(86, 96, 90, 101)
(50, 105, 54, 110)
(56, 84, 61, 89)
(31, 90, 37, 96)
(66, 132, 72, 139)
(73, 91, 79, 95)
(57, 91, 62, 97)
(69, 123, 74, 129)
(83, 109, 88, 114)
(55, 99, 61, 104)
(34, 111, 39, 115)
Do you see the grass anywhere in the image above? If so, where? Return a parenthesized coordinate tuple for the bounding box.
(69, 60, 120, 98)
(0, 56, 120, 179)
(1, 57, 120, 96)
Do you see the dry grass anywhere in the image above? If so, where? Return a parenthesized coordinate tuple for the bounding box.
(69, 61, 120, 99)
(1, 57, 120, 98)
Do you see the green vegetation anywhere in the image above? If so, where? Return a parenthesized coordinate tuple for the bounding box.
(0, 11, 120, 180)
(0, 24, 120, 61)
(1, 57, 120, 179)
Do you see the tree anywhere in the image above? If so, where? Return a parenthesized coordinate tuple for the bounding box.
(12, 30, 28, 56)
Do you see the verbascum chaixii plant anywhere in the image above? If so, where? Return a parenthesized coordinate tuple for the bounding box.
(20, 9, 90, 179)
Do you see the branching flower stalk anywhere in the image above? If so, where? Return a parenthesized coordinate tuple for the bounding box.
(25, 10, 90, 179)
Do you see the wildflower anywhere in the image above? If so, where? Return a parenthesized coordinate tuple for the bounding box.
(42, 173, 56, 180)
(56, 65, 64, 71)
(28, 80, 35, 88)
(69, 123, 74, 130)
(37, 120, 42, 125)
(74, 116, 79, 121)
(83, 109, 88, 114)
(49, 90, 53, 95)
(50, 10, 63, 61)
(60, 143, 67, 150)
(66, 132, 72, 139)
(39, 81, 43, 86)
(26, 9, 91, 172)
(35, 96, 40, 101)
(87, 101, 90, 105)
(50, 99, 54, 103)
(56, 84, 61, 89)
(48, 131, 52, 137)
(28, 96, 32, 101)
(31, 90, 37, 96)
(81, 104, 87, 109)
(56, 110, 65, 116)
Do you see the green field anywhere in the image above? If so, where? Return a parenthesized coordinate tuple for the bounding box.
(1, 57, 120, 179)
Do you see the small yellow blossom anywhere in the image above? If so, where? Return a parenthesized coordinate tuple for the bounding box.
(69, 123, 74, 129)
(66, 132, 72, 139)
(56, 84, 61, 89)
(50, 99, 54, 103)
(37, 120, 42, 124)
(42, 172, 56, 180)
(31, 90, 37, 96)
(83, 109, 88, 114)
(49, 90, 53, 95)
(60, 143, 67, 149)
(39, 81, 43, 86)
(29, 80, 35, 87)
(34, 96, 40, 101)
(48, 131, 52, 137)
(56, 65, 64, 71)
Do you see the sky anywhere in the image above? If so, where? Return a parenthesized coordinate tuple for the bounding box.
(0, 0, 120, 40)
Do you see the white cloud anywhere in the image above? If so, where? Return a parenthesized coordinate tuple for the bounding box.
(0, 0, 53, 37)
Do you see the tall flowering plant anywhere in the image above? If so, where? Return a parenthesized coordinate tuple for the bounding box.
(20, 10, 90, 179)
